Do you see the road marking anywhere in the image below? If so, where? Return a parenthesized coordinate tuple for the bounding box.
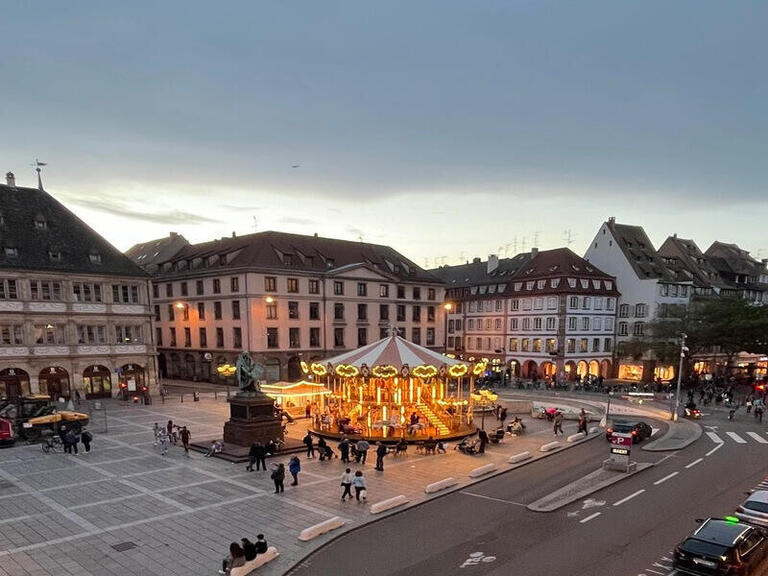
(747, 432, 768, 444)
(706, 431, 723, 444)
(651, 427, 660, 437)
(727, 432, 747, 444)
(582, 498, 605, 509)
(613, 489, 645, 506)
(580, 512, 601, 523)
(654, 472, 679, 485)
(705, 443, 723, 457)
(459, 492, 528, 507)
(685, 458, 703, 469)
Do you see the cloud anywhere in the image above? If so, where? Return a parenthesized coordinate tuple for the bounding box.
(64, 196, 222, 225)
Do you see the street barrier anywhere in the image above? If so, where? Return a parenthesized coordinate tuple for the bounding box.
(298, 517, 345, 541)
(469, 463, 497, 478)
(425, 477, 458, 494)
(230, 546, 279, 575)
(567, 433, 587, 443)
(540, 441, 561, 452)
(508, 451, 532, 464)
(370, 495, 410, 514)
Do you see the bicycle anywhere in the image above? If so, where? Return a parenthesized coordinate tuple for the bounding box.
(41, 432, 63, 453)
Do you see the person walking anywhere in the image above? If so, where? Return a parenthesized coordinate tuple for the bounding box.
(339, 437, 350, 463)
(152, 422, 161, 446)
(246, 441, 259, 471)
(554, 412, 564, 436)
(477, 428, 489, 454)
(158, 427, 169, 456)
(80, 427, 93, 453)
(271, 463, 285, 493)
(352, 470, 367, 502)
(254, 441, 267, 471)
(179, 426, 191, 456)
(317, 436, 328, 461)
(500, 407, 508, 427)
(375, 442, 387, 471)
(355, 439, 370, 464)
(340, 468, 354, 502)
(289, 456, 301, 486)
(303, 431, 315, 459)
(756, 405, 764, 424)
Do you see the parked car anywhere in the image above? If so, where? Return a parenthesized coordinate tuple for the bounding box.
(605, 420, 652, 443)
(673, 517, 768, 575)
(736, 491, 768, 527)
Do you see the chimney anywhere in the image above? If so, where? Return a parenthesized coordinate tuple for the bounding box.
(673, 233, 677, 238)
(472, 257, 481, 264)
(487, 254, 499, 274)
(232, 231, 236, 238)
(608, 216, 616, 224)
(169, 231, 178, 238)
(5, 172, 15, 187)
(531, 247, 539, 258)
(314, 232, 318, 238)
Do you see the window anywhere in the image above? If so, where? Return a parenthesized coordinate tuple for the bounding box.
(593, 317, 602, 331)
(495, 318, 502, 331)
(522, 318, 531, 331)
(217, 327, 225, 348)
(582, 297, 591, 309)
(550, 278, 560, 288)
(604, 317, 614, 331)
(111, 284, 140, 304)
(521, 338, 530, 352)
(181, 282, 188, 296)
(523, 299, 532, 311)
(334, 303, 345, 320)
(309, 302, 320, 320)
(152, 283, 159, 299)
(537, 280, 546, 289)
(76, 325, 107, 345)
(182, 305, 190, 322)
(154, 305, 161, 321)
(546, 317, 556, 331)
(31, 280, 62, 301)
(447, 336, 455, 349)
(594, 297, 603, 310)
(413, 287, 421, 300)
(670, 285, 679, 297)
(604, 338, 612, 352)
(397, 305, 406, 322)
(170, 327, 177, 347)
(310, 327, 320, 347)
(166, 283, 173, 297)
(547, 297, 557, 310)
(495, 300, 502, 312)
(618, 322, 628, 336)
(199, 328, 207, 348)
(534, 317, 542, 330)
(308, 279, 319, 294)
(232, 300, 241, 320)
(534, 298, 543, 310)
(265, 276, 277, 292)
(469, 302, 476, 313)
(213, 279, 221, 294)
(288, 278, 299, 293)
(73, 282, 103, 302)
(426, 327, 435, 346)
(428, 288, 436, 301)
(455, 319, 462, 331)
(334, 281, 344, 295)
(468, 319, 475, 331)
(358, 327, 367, 347)
(411, 327, 421, 345)
(115, 325, 143, 344)
(532, 338, 542, 352)
(606, 298, 615, 311)
(397, 286, 405, 299)
(266, 302, 277, 319)
(357, 303, 367, 321)
(378, 284, 389, 298)
(214, 301, 222, 320)
(196, 280, 204, 295)
(412, 305, 421, 321)
(231, 277, 239, 292)
(511, 299, 520, 311)
(546, 338, 557, 353)
(635, 303, 647, 318)
(619, 304, 629, 318)
(509, 338, 518, 351)
(233, 327, 242, 349)
(568, 317, 577, 331)
(334, 327, 345, 348)
(155, 327, 162, 347)
(167, 304, 175, 321)
(581, 317, 590, 331)
(569, 296, 578, 309)
(567, 338, 575, 353)
(510, 318, 519, 331)
(448, 319, 455, 333)
(184, 328, 191, 347)
(357, 282, 367, 297)
(288, 301, 299, 319)
(380, 304, 389, 321)
(592, 338, 600, 352)
(289, 327, 300, 348)
(633, 322, 645, 337)
(579, 338, 588, 353)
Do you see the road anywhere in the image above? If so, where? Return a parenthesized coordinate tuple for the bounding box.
(288, 410, 768, 576)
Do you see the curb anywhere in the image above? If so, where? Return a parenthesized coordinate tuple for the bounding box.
(642, 419, 702, 452)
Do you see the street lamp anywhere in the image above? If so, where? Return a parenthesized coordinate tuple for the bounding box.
(672, 333, 689, 422)
(265, 296, 275, 304)
(443, 302, 453, 352)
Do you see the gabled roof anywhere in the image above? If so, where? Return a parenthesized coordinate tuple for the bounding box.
(705, 241, 763, 277)
(0, 182, 148, 278)
(126, 232, 190, 272)
(605, 221, 680, 282)
(658, 235, 729, 289)
(430, 253, 532, 288)
(152, 230, 442, 284)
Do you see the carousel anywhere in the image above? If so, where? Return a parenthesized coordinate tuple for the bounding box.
(305, 332, 485, 441)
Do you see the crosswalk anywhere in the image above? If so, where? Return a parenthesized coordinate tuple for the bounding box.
(706, 430, 768, 445)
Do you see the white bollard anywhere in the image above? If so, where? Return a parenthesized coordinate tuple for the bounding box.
(425, 477, 458, 494)
(370, 495, 409, 514)
(298, 516, 345, 541)
(469, 463, 497, 478)
(566, 433, 584, 443)
(508, 451, 531, 464)
(540, 441, 561, 452)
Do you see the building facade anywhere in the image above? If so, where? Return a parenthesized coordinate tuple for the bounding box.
(0, 173, 157, 399)
(132, 231, 446, 383)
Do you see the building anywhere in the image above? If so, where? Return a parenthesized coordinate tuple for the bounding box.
(704, 241, 768, 305)
(433, 248, 618, 381)
(584, 218, 692, 383)
(0, 172, 157, 399)
(131, 231, 446, 383)
(125, 232, 190, 274)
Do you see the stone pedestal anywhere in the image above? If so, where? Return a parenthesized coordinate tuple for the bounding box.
(223, 393, 283, 447)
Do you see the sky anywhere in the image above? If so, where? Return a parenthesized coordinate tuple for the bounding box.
(2, 1, 767, 268)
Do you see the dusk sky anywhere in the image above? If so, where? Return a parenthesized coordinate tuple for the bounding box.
(2, 2, 766, 267)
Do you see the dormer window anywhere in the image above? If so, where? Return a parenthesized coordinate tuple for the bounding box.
(4, 247, 18, 258)
(35, 216, 48, 230)
(89, 253, 101, 264)
(219, 254, 227, 265)
(49, 250, 62, 262)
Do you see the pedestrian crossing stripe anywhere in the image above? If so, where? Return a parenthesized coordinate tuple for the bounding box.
(706, 431, 723, 443)
(726, 432, 747, 444)
(746, 432, 768, 444)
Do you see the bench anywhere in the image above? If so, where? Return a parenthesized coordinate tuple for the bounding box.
(229, 547, 279, 576)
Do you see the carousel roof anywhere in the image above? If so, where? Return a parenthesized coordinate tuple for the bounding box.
(320, 334, 468, 370)
(261, 381, 330, 397)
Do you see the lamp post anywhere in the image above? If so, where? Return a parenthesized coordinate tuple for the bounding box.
(443, 302, 453, 352)
(672, 333, 689, 422)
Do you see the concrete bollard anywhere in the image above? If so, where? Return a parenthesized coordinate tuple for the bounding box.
(298, 516, 345, 541)
(566, 433, 585, 443)
(540, 441, 561, 452)
(589, 426, 599, 434)
(370, 495, 409, 514)
(469, 463, 497, 478)
(508, 451, 532, 464)
(425, 477, 458, 494)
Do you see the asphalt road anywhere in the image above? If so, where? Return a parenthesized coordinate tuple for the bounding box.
(288, 410, 768, 576)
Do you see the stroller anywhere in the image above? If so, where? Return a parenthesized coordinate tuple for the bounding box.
(319, 444, 337, 461)
(455, 437, 479, 455)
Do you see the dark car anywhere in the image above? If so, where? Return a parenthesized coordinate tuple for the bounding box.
(605, 421, 652, 443)
(673, 517, 768, 575)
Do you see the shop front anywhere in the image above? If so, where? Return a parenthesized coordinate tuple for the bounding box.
(82, 365, 112, 398)
(118, 364, 146, 396)
(0, 368, 30, 398)
(38, 366, 71, 399)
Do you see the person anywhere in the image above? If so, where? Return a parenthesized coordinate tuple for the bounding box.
(80, 427, 93, 453)
(65, 427, 79, 455)
(375, 441, 387, 471)
(166, 420, 177, 444)
(271, 463, 285, 493)
(554, 412, 564, 436)
(303, 431, 314, 459)
(152, 422, 161, 446)
(219, 542, 245, 574)
(241, 538, 256, 561)
(179, 426, 191, 456)
(205, 440, 223, 457)
(305, 402, 312, 419)
(500, 407, 508, 426)
(477, 428, 488, 453)
(436, 440, 447, 454)
(746, 396, 753, 414)
(356, 438, 370, 464)
(339, 437, 350, 463)
(317, 436, 328, 460)
(756, 405, 764, 424)
(424, 436, 437, 454)
(74, 389, 81, 406)
(255, 534, 268, 555)
(353, 469, 367, 502)
(289, 456, 301, 486)
(158, 427, 169, 456)
(246, 441, 259, 471)
(340, 468, 354, 501)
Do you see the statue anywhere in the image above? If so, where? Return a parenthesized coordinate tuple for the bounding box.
(235, 351, 264, 395)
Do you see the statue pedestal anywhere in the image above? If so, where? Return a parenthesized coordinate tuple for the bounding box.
(223, 393, 283, 447)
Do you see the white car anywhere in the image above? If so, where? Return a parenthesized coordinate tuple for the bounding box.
(736, 490, 768, 527)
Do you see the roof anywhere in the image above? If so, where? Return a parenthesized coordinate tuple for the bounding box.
(126, 232, 190, 272)
(150, 230, 442, 284)
(320, 333, 468, 369)
(693, 519, 751, 546)
(657, 236, 729, 289)
(0, 182, 148, 278)
(431, 253, 532, 288)
(706, 241, 765, 278)
(605, 221, 681, 282)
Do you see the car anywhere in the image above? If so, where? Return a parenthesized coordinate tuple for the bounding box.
(605, 420, 652, 443)
(736, 491, 768, 527)
(673, 517, 768, 575)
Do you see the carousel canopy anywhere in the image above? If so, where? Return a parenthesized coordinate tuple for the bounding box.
(261, 380, 330, 398)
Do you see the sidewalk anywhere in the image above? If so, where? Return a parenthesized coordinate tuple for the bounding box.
(0, 395, 601, 576)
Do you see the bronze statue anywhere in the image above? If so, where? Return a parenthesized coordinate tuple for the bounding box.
(235, 351, 264, 394)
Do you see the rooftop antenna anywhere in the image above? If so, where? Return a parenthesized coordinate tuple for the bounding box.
(438, 256, 448, 266)
(252, 216, 258, 232)
(511, 236, 518, 254)
(32, 159, 47, 190)
(504, 243, 512, 257)
(424, 257, 430, 268)
(533, 230, 541, 248)
(563, 228, 575, 247)
(521, 237, 527, 252)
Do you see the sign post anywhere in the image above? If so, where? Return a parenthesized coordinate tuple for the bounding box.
(604, 432, 635, 472)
